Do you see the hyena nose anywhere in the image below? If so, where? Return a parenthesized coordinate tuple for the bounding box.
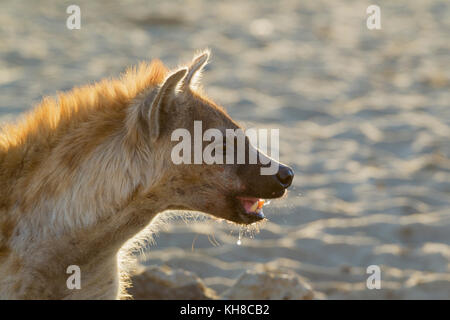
(276, 166, 294, 188)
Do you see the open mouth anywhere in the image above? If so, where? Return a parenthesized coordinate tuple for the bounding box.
(236, 196, 267, 221)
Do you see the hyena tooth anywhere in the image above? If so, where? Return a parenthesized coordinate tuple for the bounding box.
(257, 199, 265, 209)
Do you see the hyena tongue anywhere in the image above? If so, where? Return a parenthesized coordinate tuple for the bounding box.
(249, 201, 259, 212)
(239, 197, 259, 212)
(239, 197, 266, 218)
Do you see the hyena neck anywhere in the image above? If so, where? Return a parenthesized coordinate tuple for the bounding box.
(18, 99, 169, 247)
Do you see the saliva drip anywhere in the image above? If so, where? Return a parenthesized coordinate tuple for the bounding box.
(236, 227, 243, 246)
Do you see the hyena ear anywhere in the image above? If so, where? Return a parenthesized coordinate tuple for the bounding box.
(149, 68, 187, 142)
(182, 50, 210, 90)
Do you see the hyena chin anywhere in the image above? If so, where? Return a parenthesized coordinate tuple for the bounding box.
(0, 50, 293, 299)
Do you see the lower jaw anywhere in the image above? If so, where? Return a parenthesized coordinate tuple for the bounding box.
(236, 209, 265, 224)
(227, 193, 281, 225)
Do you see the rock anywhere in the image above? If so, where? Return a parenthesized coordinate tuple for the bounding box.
(129, 265, 218, 300)
(221, 270, 316, 300)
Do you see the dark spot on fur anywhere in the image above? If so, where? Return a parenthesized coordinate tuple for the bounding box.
(10, 257, 23, 272)
(205, 202, 214, 211)
(1, 218, 15, 240)
(146, 194, 159, 202)
(0, 245, 11, 261)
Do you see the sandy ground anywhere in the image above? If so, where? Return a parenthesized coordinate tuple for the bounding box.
(1, 0, 449, 299)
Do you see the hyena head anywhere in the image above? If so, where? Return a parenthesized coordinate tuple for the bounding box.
(143, 51, 294, 225)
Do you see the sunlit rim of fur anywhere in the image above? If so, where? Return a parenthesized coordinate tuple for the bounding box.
(0, 59, 169, 151)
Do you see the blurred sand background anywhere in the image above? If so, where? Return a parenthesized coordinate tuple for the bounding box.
(0, 0, 449, 299)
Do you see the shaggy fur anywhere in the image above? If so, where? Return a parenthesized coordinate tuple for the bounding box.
(0, 50, 286, 299)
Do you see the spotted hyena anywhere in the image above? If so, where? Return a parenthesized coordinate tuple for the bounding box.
(0, 50, 294, 299)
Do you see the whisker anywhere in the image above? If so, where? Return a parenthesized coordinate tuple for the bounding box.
(191, 234, 199, 252)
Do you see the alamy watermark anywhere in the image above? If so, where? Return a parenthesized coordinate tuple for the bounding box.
(66, 265, 81, 290)
(66, 5, 81, 30)
(170, 121, 280, 175)
(366, 265, 381, 289)
(366, 5, 381, 30)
